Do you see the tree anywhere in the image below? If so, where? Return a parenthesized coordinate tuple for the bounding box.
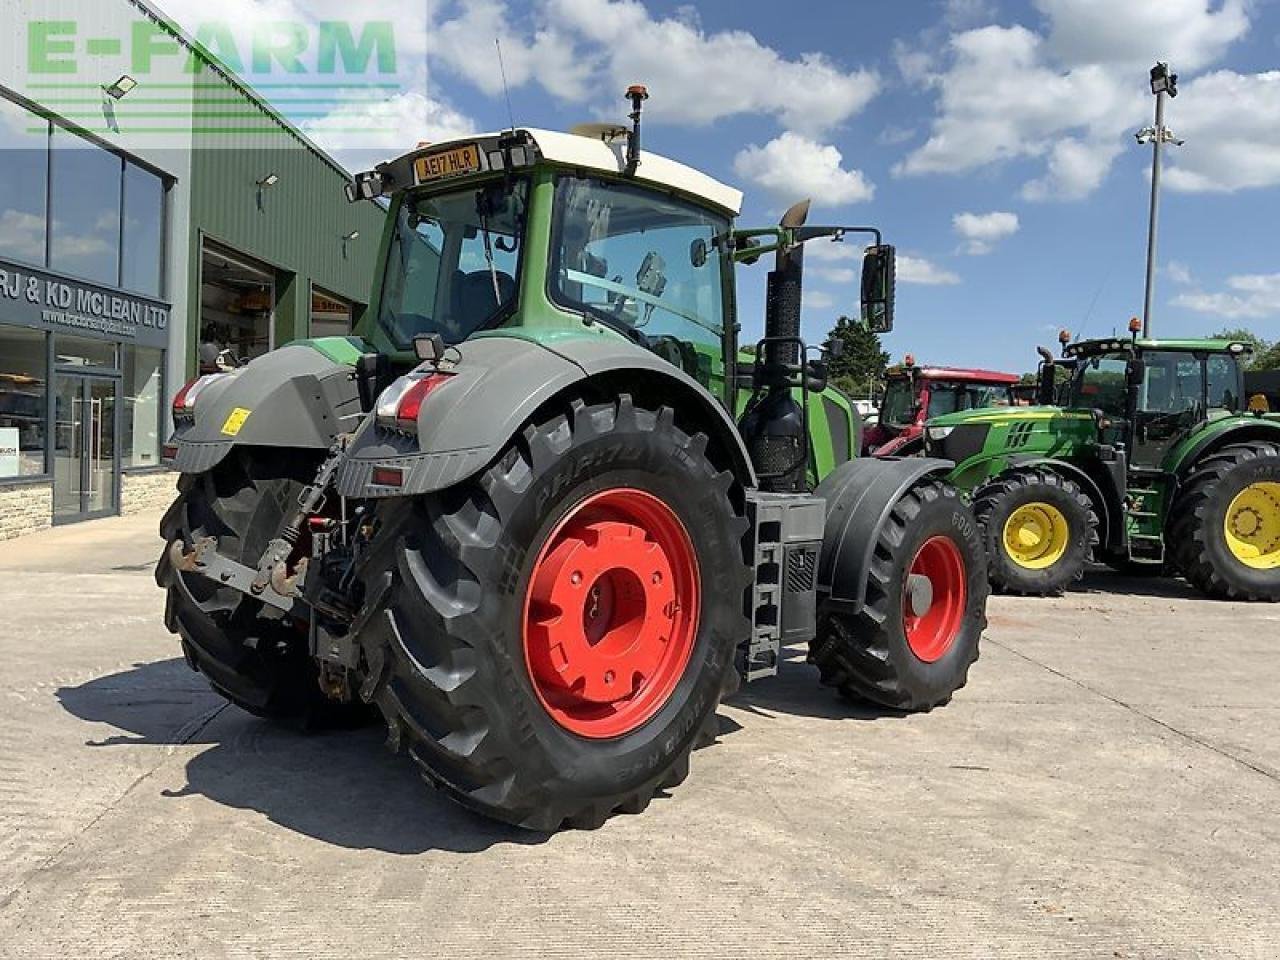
(1211, 327, 1276, 370)
(825, 315, 889, 398)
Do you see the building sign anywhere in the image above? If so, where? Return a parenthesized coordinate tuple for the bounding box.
(0, 258, 170, 349)
(0, 428, 18, 477)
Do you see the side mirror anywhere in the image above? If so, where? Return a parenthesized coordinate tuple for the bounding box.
(1126, 358, 1146, 387)
(1037, 362, 1056, 407)
(861, 244, 896, 333)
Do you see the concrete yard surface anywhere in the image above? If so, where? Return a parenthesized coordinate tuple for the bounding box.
(1, 513, 1277, 959)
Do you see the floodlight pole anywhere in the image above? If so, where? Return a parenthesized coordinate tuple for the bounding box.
(1140, 90, 1165, 338)
(1139, 61, 1179, 339)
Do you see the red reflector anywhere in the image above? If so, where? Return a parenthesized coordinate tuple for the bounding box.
(172, 378, 199, 414)
(396, 373, 453, 429)
(372, 467, 404, 487)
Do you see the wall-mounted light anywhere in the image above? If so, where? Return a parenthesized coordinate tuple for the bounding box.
(257, 173, 280, 188)
(103, 75, 137, 100)
(342, 230, 360, 258)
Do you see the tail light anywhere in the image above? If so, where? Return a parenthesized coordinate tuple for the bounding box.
(172, 373, 229, 421)
(375, 372, 454, 432)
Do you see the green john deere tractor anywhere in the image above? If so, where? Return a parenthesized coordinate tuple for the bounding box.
(155, 89, 988, 830)
(923, 327, 1280, 599)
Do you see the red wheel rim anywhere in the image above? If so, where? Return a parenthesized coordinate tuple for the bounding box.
(904, 536, 967, 663)
(522, 488, 701, 739)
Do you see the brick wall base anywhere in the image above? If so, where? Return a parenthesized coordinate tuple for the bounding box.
(0, 471, 177, 542)
(0, 481, 53, 542)
(122, 471, 178, 517)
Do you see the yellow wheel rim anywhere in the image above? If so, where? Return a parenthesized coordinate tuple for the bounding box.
(1002, 502, 1071, 570)
(1223, 481, 1280, 570)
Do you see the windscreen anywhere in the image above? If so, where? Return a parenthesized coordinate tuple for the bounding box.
(880, 379, 916, 426)
(926, 380, 1015, 416)
(378, 178, 528, 347)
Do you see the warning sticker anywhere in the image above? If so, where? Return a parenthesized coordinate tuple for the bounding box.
(221, 407, 252, 436)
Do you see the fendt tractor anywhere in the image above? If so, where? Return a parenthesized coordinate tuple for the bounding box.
(155, 89, 988, 831)
(923, 322, 1280, 599)
(862, 358, 1019, 456)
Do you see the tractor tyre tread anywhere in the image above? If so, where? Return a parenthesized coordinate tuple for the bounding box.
(1170, 440, 1280, 601)
(973, 467, 1097, 596)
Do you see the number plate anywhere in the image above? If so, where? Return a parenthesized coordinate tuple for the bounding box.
(414, 144, 482, 183)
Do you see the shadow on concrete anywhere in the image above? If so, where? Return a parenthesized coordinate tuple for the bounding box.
(1076, 567, 1204, 601)
(723, 649, 906, 723)
(56, 659, 546, 854)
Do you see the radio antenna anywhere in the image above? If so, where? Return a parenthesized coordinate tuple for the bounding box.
(495, 38, 516, 133)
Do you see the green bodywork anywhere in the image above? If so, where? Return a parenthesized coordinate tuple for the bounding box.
(925, 336, 1280, 561)
(333, 155, 858, 484)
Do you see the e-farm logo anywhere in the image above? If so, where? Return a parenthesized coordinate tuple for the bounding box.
(23, 18, 403, 138)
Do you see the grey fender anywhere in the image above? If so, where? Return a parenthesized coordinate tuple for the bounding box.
(815, 456, 955, 610)
(1003, 454, 1116, 550)
(164, 343, 364, 474)
(335, 332, 755, 498)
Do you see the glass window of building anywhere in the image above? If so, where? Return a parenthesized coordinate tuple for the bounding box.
(0, 98, 50, 266)
(49, 126, 123, 286)
(55, 334, 117, 369)
(311, 287, 353, 338)
(0, 327, 48, 478)
(121, 163, 164, 297)
(121, 345, 163, 468)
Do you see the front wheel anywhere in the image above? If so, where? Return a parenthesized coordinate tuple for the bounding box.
(809, 479, 987, 711)
(1170, 441, 1280, 600)
(973, 468, 1097, 596)
(354, 396, 751, 830)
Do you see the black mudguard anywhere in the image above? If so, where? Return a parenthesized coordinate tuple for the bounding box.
(163, 344, 364, 474)
(815, 456, 956, 609)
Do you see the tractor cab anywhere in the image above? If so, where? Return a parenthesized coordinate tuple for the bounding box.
(865, 358, 1018, 455)
(1059, 335, 1252, 469)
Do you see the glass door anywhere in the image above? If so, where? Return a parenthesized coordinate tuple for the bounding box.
(53, 374, 119, 521)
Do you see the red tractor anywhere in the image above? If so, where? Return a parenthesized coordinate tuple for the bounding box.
(864, 357, 1019, 456)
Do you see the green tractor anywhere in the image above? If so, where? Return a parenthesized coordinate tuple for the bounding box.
(155, 89, 988, 830)
(924, 325, 1280, 599)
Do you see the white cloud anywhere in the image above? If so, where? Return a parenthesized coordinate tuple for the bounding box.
(1166, 261, 1194, 285)
(1163, 70, 1280, 193)
(952, 210, 1020, 254)
(432, 0, 880, 135)
(0, 211, 45, 262)
(876, 124, 917, 146)
(1036, 0, 1248, 72)
(1173, 273, 1280, 319)
(733, 133, 874, 207)
(811, 266, 856, 284)
(805, 240, 860, 262)
(898, 255, 961, 286)
(300, 91, 476, 171)
(806, 290, 836, 310)
(897, 2, 1253, 201)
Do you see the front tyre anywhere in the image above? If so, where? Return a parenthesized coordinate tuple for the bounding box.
(355, 396, 751, 830)
(1170, 441, 1280, 600)
(809, 479, 987, 711)
(973, 468, 1097, 596)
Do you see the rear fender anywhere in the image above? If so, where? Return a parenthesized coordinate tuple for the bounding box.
(816, 456, 957, 609)
(335, 333, 756, 498)
(164, 344, 364, 474)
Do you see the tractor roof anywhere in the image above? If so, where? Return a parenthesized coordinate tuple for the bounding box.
(885, 365, 1019, 384)
(392, 128, 743, 216)
(1067, 337, 1254, 357)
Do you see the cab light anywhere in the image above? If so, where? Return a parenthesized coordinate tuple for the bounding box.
(375, 373, 455, 431)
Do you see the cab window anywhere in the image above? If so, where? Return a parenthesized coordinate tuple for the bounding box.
(550, 176, 729, 388)
(1073, 355, 1129, 416)
(1141, 351, 1202, 414)
(1206, 354, 1240, 411)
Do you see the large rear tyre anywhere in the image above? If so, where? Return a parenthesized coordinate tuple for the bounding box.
(1170, 441, 1280, 600)
(809, 479, 987, 711)
(973, 468, 1097, 596)
(354, 396, 751, 831)
(155, 451, 347, 722)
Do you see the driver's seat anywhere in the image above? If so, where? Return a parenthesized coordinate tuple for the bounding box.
(454, 269, 516, 323)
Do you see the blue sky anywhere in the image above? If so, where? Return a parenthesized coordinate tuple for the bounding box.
(158, 0, 1280, 375)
